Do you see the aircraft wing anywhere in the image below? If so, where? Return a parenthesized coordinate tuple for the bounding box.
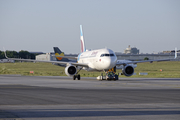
(116, 48, 178, 66)
(51, 55, 77, 60)
(116, 59, 172, 66)
(4, 49, 88, 67)
(5, 57, 88, 67)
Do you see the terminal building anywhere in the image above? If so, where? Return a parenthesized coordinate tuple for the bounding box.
(36, 53, 77, 61)
(124, 45, 139, 54)
(36, 53, 56, 61)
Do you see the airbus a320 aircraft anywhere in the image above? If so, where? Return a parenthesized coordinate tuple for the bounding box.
(5, 25, 178, 80)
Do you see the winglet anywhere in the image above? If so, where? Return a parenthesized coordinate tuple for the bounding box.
(80, 25, 86, 53)
(175, 47, 177, 59)
(3, 47, 8, 59)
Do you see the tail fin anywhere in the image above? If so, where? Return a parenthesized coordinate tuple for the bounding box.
(53, 47, 68, 61)
(80, 25, 86, 53)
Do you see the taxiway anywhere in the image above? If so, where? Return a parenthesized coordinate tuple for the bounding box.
(0, 75, 180, 120)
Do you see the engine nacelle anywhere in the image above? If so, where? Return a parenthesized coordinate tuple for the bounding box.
(65, 65, 77, 76)
(122, 65, 134, 77)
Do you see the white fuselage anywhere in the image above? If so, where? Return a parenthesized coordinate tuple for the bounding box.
(77, 48, 117, 71)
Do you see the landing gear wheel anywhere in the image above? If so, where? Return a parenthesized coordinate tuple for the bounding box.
(73, 75, 76, 80)
(115, 74, 118, 80)
(73, 75, 81, 80)
(77, 75, 80, 80)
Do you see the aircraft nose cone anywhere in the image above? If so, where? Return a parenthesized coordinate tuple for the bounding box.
(104, 57, 117, 69)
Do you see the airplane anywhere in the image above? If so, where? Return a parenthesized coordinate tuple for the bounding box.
(52, 47, 77, 67)
(53, 47, 137, 78)
(4, 25, 178, 80)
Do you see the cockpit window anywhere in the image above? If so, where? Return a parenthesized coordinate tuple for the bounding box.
(100, 54, 104, 57)
(100, 54, 115, 57)
(110, 54, 114, 56)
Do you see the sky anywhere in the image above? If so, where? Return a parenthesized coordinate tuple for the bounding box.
(0, 0, 180, 54)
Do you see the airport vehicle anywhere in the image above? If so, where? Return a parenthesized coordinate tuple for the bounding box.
(5, 25, 178, 80)
(106, 72, 118, 80)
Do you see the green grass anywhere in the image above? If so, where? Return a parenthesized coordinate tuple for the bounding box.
(0, 61, 180, 78)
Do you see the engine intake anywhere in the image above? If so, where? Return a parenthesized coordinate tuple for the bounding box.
(65, 65, 77, 76)
(122, 65, 134, 77)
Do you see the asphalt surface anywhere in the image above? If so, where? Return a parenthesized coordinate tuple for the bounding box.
(0, 75, 180, 120)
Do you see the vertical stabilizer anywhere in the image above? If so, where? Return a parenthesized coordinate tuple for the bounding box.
(80, 25, 86, 53)
(53, 47, 68, 61)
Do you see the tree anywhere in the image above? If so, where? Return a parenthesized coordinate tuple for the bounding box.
(0, 50, 36, 59)
(19, 50, 30, 59)
(144, 57, 149, 60)
(12, 51, 19, 58)
(30, 53, 36, 59)
(0, 51, 5, 59)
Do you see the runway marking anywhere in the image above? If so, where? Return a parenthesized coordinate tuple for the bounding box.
(0, 86, 34, 88)
(91, 81, 180, 89)
(0, 110, 23, 119)
(0, 85, 39, 89)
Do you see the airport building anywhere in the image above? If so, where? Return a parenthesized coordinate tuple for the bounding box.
(35, 53, 77, 61)
(124, 45, 139, 54)
(36, 53, 56, 61)
(0, 59, 14, 63)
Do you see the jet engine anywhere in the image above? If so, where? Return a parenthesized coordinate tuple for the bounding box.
(122, 65, 134, 77)
(65, 65, 77, 76)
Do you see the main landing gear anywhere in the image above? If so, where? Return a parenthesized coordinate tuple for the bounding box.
(73, 74, 80, 80)
(73, 68, 82, 80)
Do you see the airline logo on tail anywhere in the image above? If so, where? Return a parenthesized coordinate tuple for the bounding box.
(55, 53, 64, 61)
(80, 25, 86, 53)
(54, 47, 65, 61)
